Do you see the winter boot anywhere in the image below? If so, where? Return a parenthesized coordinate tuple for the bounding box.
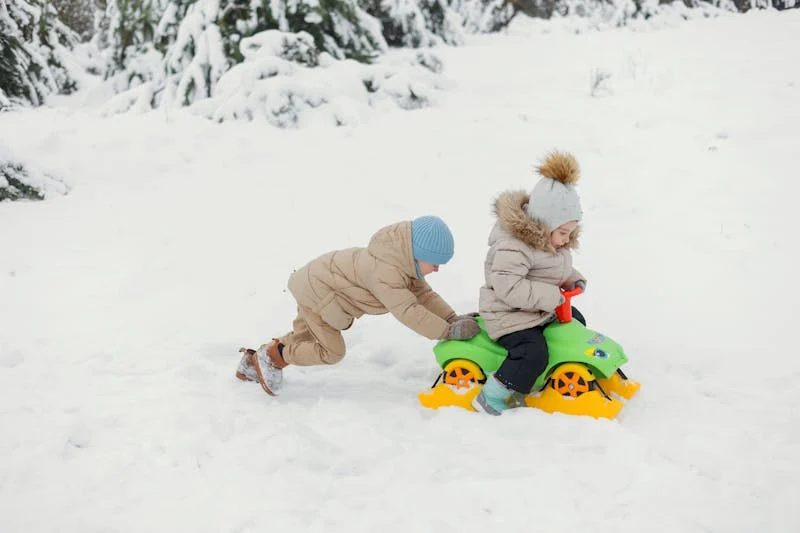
(235, 348, 259, 382)
(255, 340, 288, 395)
(472, 374, 512, 416)
(507, 391, 528, 408)
(237, 339, 288, 396)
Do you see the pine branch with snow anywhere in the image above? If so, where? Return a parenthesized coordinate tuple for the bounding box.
(544, 0, 736, 32)
(0, 143, 69, 201)
(262, 0, 387, 61)
(93, 0, 162, 76)
(449, 0, 517, 33)
(0, 0, 80, 106)
(361, 0, 467, 47)
(162, 0, 229, 105)
(52, 0, 95, 41)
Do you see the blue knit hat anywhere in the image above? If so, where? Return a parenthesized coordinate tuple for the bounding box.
(411, 216, 454, 266)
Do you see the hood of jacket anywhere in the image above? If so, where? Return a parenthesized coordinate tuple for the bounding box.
(490, 190, 580, 254)
(366, 221, 418, 278)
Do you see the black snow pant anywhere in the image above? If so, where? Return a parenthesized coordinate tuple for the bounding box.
(494, 307, 586, 394)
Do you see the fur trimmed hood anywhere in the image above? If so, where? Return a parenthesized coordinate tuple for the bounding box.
(492, 190, 580, 253)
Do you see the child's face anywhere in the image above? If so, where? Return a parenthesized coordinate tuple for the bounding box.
(550, 221, 578, 248)
(417, 261, 439, 276)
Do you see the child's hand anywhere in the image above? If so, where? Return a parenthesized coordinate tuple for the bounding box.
(446, 317, 480, 340)
(451, 312, 479, 322)
(562, 280, 586, 292)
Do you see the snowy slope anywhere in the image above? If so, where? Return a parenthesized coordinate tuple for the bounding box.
(1, 10, 799, 533)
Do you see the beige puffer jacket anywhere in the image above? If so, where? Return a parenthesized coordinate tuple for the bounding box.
(479, 191, 586, 340)
(287, 221, 457, 339)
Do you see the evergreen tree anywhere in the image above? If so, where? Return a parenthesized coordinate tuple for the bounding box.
(100, 0, 523, 114)
(93, 0, 161, 75)
(0, 0, 79, 107)
(154, 0, 194, 53)
(449, 0, 517, 33)
(0, 30, 48, 108)
(161, 0, 228, 105)
(156, 0, 388, 107)
(52, 0, 94, 40)
(418, 0, 466, 44)
(262, 0, 387, 62)
(362, 0, 466, 47)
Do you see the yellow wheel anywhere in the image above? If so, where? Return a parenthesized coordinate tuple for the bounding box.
(548, 363, 595, 399)
(442, 360, 485, 390)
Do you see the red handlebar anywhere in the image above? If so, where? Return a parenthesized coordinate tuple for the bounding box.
(555, 286, 583, 323)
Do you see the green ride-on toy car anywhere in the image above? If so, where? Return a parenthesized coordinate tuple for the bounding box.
(418, 287, 640, 418)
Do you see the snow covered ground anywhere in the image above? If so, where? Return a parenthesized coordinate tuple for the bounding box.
(2, 9, 799, 533)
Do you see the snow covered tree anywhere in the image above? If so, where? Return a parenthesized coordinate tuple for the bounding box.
(0, 0, 79, 107)
(448, 0, 517, 33)
(98, 0, 521, 118)
(93, 0, 161, 74)
(156, 0, 387, 108)
(161, 0, 227, 105)
(241, 0, 386, 62)
(187, 30, 448, 127)
(153, 0, 193, 52)
(730, 0, 799, 10)
(0, 31, 45, 108)
(361, 0, 467, 47)
(508, 0, 551, 18)
(548, 0, 740, 26)
(52, 0, 94, 40)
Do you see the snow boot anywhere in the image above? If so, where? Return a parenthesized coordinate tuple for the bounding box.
(237, 340, 288, 396)
(472, 374, 512, 415)
(235, 348, 260, 382)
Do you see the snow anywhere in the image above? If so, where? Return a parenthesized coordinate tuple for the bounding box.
(2, 9, 800, 533)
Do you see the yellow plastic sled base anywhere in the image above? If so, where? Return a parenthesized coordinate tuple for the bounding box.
(419, 367, 641, 419)
(418, 383, 481, 412)
(597, 372, 641, 400)
(524, 387, 623, 419)
(418, 383, 627, 419)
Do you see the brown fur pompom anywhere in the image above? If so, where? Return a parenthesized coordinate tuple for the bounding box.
(537, 151, 580, 185)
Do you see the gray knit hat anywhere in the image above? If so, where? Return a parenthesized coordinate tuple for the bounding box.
(525, 151, 582, 230)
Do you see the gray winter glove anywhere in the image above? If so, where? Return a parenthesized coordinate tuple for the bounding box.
(451, 312, 479, 323)
(446, 317, 480, 340)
